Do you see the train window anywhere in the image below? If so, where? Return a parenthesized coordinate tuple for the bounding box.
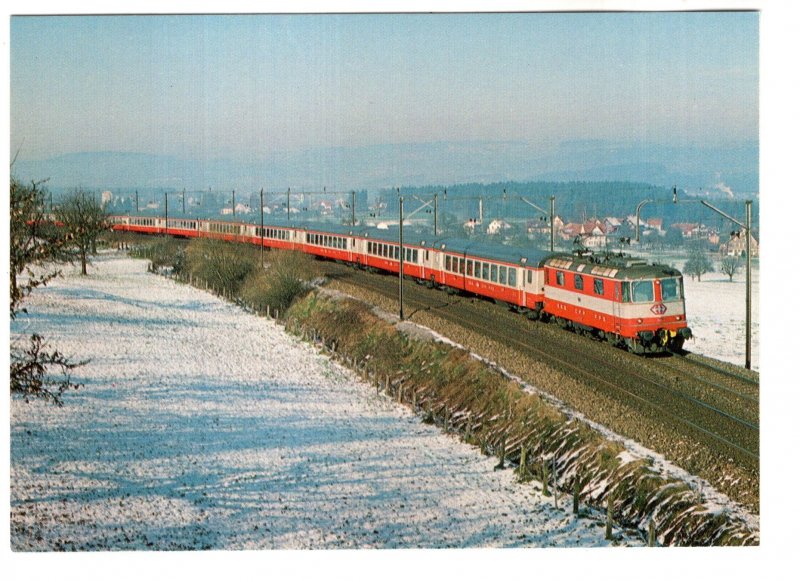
(413, 250, 418, 263)
(499, 266, 507, 285)
(574, 274, 583, 290)
(632, 280, 654, 302)
(527, 270, 533, 285)
(425, 250, 429, 261)
(490, 264, 498, 283)
(622, 282, 631, 302)
(459, 258, 465, 274)
(446, 255, 452, 271)
(509, 268, 516, 287)
(594, 278, 604, 295)
(482, 262, 489, 280)
(466, 260, 473, 277)
(661, 278, 681, 301)
(556, 271, 564, 286)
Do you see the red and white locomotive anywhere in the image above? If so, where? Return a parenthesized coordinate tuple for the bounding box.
(110, 214, 692, 353)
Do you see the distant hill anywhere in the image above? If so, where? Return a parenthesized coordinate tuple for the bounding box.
(12, 139, 758, 195)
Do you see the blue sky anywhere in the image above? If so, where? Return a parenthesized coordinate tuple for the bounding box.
(11, 12, 758, 162)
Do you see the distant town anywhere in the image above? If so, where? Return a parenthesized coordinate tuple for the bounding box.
(91, 182, 759, 260)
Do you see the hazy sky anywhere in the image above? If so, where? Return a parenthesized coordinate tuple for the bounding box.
(11, 12, 758, 161)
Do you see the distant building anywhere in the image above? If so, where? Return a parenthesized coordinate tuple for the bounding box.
(646, 218, 664, 233)
(604, 216, 623, 233)
(486, 219, 512, 235)
(561, 218, 607, 247)
(527, 215, 563, 236)
(463, 219, 479, 233)
(720, 233, 759, 258)
(671, 223, 701, 238)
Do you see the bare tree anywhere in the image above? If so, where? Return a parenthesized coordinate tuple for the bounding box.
(684, 242, 714, 281)
(720, 256, 740, 282)
(55, 191, 108, 275)
(10, 177, 68, 318)
(10, 176, 85, 405)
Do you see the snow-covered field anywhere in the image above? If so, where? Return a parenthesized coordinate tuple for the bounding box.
(682, 265, 760, 370)
(10, 254, 641, 551)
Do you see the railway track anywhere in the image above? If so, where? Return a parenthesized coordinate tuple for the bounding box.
(320, 261, 760, 471)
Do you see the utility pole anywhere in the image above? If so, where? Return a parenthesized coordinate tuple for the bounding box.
(434, 192, 439, 236)
(287, 188, 291, 223)
(399, 192, 405, 321)
(232, 190, 236, 218)
(260, 188, 265, 268)
(182, 188, 186, 214)
(351, 190, 356, 226)
(745, 200, 752, 370)
(135, 189, 139, 213)
(164, 192, 168, 237)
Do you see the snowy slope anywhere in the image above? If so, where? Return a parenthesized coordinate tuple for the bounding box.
(10, 254, 642, 550)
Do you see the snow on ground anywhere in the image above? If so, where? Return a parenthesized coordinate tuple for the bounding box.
(681, 266, 760, 371)
(10, 254, 641, 550)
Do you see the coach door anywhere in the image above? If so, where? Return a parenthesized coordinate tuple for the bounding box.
(612, 281, 622, 335)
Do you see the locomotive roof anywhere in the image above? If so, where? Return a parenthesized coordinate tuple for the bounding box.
(543, 253, 682, 280)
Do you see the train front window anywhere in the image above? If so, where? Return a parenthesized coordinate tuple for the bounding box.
(661, 277, 682, 301)
(632, 280, 654, 302)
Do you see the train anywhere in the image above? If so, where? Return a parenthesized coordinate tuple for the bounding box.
(109, 214, 692, 353)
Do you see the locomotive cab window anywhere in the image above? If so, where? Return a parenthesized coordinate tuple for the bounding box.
(574, 274, 583, 290)
(593, 278, 604, 295)
(556, 271, 564, 286)
(632, 280, 654, 302)
(660, 277, 682, 301)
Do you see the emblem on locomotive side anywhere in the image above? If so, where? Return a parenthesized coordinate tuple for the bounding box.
(651, 303, 667, 315)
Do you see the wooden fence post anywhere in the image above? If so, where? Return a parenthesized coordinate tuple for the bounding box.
(573, 477, 580, 515)
(518, 446, 527, 481)
(541, 460, 549, 496)
(494, 436, 506, 470)
(605, 491, 614, 541)
(552, 455, 559, 509)
(648, 519, 656, 547)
